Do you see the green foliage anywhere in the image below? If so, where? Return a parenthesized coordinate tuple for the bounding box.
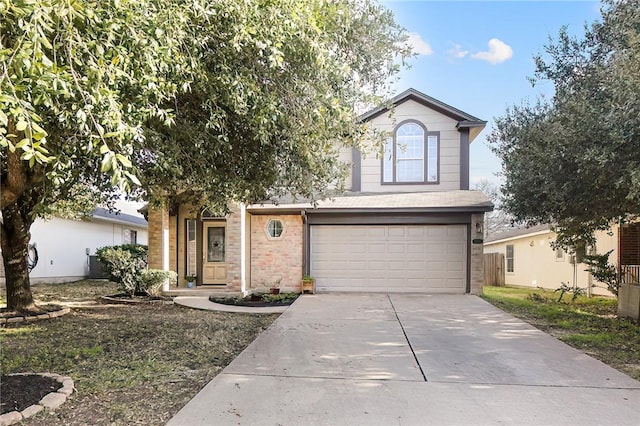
(488, 0, 640, 247)
(96, 245, 147, 296)
(583, 250, 620, 296)
(1, 0, 409, 309)
(139, 0, 411, 211)
(141, 269, 176, 297)
(96, 244, 148, 260)
(95, 246, 171, 296)
(261, 292, 299, 303)
(555, 282, 587, 303)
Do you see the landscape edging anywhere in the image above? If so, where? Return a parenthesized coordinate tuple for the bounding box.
(0, 373, 74, 426)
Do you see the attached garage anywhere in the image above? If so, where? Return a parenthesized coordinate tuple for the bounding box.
(310, 224, 467, 293)
(248, 191, 492, 295)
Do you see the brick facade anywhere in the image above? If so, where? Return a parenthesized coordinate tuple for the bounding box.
(470, 213, 485, 295)
(223, 209, 244, 292)
(147, 205, 169, 270)
(250, 215, 303, 293)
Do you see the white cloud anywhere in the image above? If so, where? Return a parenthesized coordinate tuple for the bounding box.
(448, 44, 469, 60)
(408, 32, 433, 56)
(471, 38, 513, 64)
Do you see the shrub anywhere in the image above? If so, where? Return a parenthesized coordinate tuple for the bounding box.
(96, 245, 148, 296)
(583, 250, 619, 297)
(555, 282, 586, 303)
(96, 244, 148, 263)
(141, 269, 177, 296)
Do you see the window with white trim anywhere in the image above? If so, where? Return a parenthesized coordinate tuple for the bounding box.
(506, 244, 514, 273)
(382, 121, 439, 184)
(555, 247, 564, 261)
(266, 219, 284, 239)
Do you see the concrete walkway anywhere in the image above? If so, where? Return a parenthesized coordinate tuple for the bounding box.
(168, 294, 640, 425)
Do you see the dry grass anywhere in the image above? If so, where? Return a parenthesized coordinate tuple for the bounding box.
(0, 280, 278, 425)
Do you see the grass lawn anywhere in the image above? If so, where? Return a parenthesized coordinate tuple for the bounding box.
(0, 280, 278, 425)
(482, 285, 640, 381)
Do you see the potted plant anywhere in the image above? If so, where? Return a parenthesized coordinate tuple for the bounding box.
(301, 275, 315, 294)
(185, 274, 197, 288)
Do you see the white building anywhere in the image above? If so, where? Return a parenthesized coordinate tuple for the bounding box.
(1, 202, 148, 285)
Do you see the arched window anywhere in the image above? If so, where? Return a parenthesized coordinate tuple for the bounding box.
(382, 121, 439, 184)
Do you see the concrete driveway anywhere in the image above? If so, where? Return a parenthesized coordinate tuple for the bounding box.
(168, 294, 640, 425)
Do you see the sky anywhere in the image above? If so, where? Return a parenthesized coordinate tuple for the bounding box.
(383, 0, 603, 186)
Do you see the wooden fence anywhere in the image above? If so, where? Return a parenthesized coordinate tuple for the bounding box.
(484, 253, 505, 287)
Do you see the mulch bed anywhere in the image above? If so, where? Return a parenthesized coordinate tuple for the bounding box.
(0, 374, 61, 414)
(210, 294, 298, 307)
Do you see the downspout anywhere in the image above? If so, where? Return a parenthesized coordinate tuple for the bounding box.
(176, 208, 179, 287)
(302, 210, 310, 276)
(466, 218, 472, 293)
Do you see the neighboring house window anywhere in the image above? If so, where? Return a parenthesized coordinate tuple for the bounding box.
(266, 219, 284, 239)
(555, 247, 564, 261)
(506, 244, 514, 273)
(123, 229, 137, 245)
(382, 121, 439, 184)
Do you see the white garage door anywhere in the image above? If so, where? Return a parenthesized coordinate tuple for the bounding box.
(310, 225, 467, 293)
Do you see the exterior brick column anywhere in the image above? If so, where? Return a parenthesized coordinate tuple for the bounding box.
(470, 213, 485, 295)
(148, 205, 169, 271)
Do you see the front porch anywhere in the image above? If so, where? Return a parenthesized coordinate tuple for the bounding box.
(147, 202, 305, 296)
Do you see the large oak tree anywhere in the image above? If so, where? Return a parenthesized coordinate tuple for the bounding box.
(489, 0, 640, 250)
(1, 0, 410, 311)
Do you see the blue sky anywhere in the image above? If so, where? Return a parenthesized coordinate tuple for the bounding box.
(383, 0, 602, 186)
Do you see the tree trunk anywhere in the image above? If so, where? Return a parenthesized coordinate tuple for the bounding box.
(1, 201, 36, 312)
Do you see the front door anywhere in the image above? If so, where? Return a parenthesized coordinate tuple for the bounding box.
(202, 222, 227, 285)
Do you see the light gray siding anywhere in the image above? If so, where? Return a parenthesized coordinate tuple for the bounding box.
(358, 99, 461, 192)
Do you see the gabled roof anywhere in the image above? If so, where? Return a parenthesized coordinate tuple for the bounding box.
(360, 88, 487, 129)
(484, 223, 552, 244)
(92, 207, 148, 227)
(248, 190, 493, 214)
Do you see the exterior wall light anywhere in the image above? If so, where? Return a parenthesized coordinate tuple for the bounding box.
(475, 221, 483, 235)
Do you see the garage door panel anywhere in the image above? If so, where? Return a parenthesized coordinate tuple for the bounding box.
(311, 224, 467, 293)
(388, 244, 405, 254)
(367, 227, 387, 237)
(407, 243, 425, 253)
(407, 226, 426, 237)
(368, 244, 386, 254)
(388, 227, 406, 238)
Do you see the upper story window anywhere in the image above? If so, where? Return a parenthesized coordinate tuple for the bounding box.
(382, 121, 439, 184)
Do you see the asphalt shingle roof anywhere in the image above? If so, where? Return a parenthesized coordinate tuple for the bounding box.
(248, 190, 493, 213)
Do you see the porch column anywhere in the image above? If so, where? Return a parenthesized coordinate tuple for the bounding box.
(148, 205, 170, 271)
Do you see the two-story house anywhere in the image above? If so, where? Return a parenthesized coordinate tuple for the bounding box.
(146, 89, 493, 295)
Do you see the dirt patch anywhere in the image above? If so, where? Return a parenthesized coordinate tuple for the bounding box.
(100, 294, 172, 304)
(1, 280, 278, 425)
(0, 374, 61, 414)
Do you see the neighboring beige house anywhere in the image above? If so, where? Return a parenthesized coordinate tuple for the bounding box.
(483, 223, 640, 297)
(147, 89, 493, 295)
